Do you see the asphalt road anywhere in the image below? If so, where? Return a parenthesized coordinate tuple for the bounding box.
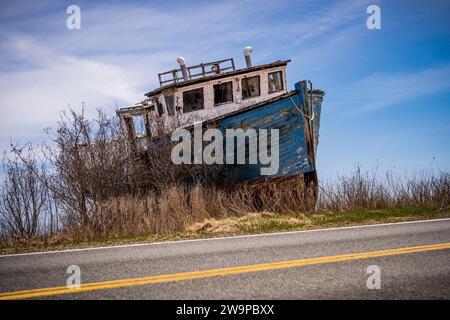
(1, 218, 450, 299)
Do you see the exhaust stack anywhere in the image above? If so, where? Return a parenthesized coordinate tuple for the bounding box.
(243, 46, 253, 68)
(177, 57, 189, 81)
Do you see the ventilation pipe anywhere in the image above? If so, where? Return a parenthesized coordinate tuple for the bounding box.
(177, 57, 189, 81)
(243, 46, 253, 68)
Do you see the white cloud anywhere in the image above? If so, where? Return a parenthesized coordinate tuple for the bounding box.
(0, 37, 143, 138)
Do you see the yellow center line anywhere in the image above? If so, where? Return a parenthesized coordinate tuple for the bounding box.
(1, 242, 450, 300)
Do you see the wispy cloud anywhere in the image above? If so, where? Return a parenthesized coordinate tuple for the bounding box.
(338, 64, 450, 115)
(0, 37, 143, 138)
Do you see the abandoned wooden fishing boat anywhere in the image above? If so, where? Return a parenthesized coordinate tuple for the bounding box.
(117, 47, 325, 193)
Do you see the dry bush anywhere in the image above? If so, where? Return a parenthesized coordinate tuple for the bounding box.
(249, 176, 313, 213)
(0, 147, 49, 242)
(317, 167, 450, 212)
(82, 184, 225, 238)
(1, 108, 227, 241)
(76, 176, 314, 239)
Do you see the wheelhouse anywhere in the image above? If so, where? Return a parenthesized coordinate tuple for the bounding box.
(117, 49, 290, 150)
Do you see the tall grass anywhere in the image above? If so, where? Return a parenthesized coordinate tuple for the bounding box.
(31, 168, 447, 244)
(318, 168, 450, 212)
(1, 167, 448, 247)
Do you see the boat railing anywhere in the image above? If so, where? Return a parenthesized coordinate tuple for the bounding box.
(158, 58, 235, 86)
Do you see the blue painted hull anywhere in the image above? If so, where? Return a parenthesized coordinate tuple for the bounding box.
(207, 81, 324, 184)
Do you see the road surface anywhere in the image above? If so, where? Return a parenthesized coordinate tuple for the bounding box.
(1, 218, 450, 299)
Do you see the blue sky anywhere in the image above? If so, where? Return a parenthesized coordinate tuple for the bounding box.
(0, 0, 449, 179)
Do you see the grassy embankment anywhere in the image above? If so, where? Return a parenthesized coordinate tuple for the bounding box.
(2, 206, 448, 255)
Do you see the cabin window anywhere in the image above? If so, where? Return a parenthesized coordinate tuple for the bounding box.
(183, 88, 204, 113)
(165, 94, 175, 116)
(242, 76, 260, 99)
(213, 81, 233, 105)
(154, 98, 164, 116)
(268, 71, 283, 93)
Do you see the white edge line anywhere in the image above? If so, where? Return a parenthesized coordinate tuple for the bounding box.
(1, 217, 450, 258)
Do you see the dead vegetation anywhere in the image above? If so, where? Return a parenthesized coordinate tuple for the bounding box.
(0, 108, 449, 249)
(318, 168, 450, 212)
